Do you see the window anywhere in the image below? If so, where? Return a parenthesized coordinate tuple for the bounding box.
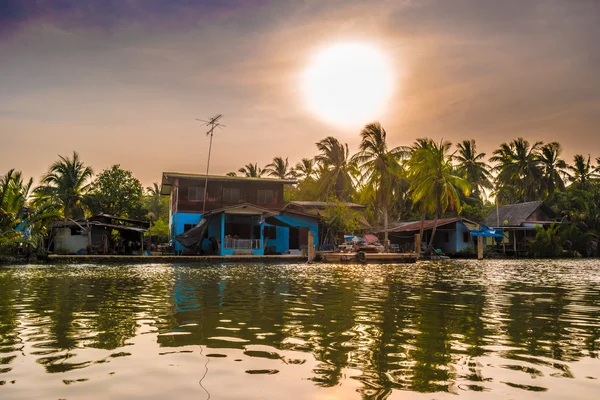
(188, 186, 204, 201)
(463, 232, 470, 243)
(264, 225, 277, 239)
(443, 232, 449, 243)
(223, 188, 240, 203)
(257, 189, 274, 204)
(183, 224, 195, 232)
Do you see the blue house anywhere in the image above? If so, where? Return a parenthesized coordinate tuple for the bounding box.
(160, 172, 319, 255)
(385, 217, 481, 254)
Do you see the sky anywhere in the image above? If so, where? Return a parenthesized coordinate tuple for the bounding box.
(1, 0, 599, 186)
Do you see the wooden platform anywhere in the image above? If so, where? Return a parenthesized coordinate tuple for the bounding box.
(318, 252, 418, 264)
(47, 254, 307, 263)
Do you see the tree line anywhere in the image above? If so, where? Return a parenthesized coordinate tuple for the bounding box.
(1, 154, 168, 259)
(229, 123, 600, 255)
(2, 122, 600, 258)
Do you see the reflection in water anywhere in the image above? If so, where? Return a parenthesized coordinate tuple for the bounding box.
(0, 260, 599, 399)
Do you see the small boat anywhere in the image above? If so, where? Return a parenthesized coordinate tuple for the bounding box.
(317, 251, 417, 264)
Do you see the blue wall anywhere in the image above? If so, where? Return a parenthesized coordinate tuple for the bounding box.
(268, 213, 319, 253)
(171, 211, 202, 252)
(171, 211, 319, 256)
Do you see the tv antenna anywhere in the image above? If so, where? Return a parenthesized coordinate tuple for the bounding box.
(195, 114, 225, 214)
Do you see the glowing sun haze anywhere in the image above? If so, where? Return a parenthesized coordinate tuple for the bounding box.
(302, 42, 395, 127)
(0, 0, 599, 185)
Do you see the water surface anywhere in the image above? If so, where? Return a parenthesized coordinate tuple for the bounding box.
(1, 260, 599, 399)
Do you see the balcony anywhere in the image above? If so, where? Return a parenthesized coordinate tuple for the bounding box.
(223, 237, 261, 250)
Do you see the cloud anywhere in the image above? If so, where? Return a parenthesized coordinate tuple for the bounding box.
(0, 0, 599, 184)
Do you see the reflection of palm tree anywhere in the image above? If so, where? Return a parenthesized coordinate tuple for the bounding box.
(352, 122, 408, 249)
(263, 157, 295, 179)
(238, 163, 264, 178)
(454, 139, 492, 199)
(408, 139, 469, 252)
(315, 137, 356, 201)
(34, 151, 94, 220)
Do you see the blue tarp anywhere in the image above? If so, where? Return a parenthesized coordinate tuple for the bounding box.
(468, 225, 504, 239)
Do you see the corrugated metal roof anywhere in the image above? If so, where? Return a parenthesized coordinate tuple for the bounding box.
(385, 217, 463, 233)
(483, 201, 555, 227)
(205, 203, 279, 216)
(160, 172, 297, 195)
(285, 201, 366, 209)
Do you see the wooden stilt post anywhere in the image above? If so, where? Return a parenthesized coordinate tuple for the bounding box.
(307, 231, 316, 262)
(477, 236, 484, 260)
(414, 234, 421, 260)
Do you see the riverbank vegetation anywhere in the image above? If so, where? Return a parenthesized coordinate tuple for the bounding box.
(3, 123, 600, 259)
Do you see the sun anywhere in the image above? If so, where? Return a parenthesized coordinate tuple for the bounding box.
(302, 42, 395, 126)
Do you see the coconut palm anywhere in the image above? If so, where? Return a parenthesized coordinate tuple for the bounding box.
(263, 157, 295, 180)
(567, 154, 595, 190)
(34, 151, 94, 220)
(314, 136, 356, 201)
(490, 138, 543, 203)
(145, 182, 162, 216)
(407, 139, 470, 253)
(238, 163, 264, 178)
(454, 139, 492, 199)
(295, 158, 317, 181)
(539, 142, 567, 199)
(1, 170, 60, 250)
(0, 170, 32, 241)
(595, 157, 600, 175)
(352, 122, 408, 250)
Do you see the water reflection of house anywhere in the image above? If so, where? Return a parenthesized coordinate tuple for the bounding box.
(160, 172, 319, 255)
(50, 214, 149, 254)
(384, 218, 479, 254)
(483, 201, 557, 255)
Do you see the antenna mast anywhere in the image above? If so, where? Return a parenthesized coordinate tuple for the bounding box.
(195, 114, 225, 215)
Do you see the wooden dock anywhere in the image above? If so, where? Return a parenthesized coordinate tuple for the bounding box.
(46, 252, 417, 264)
(47, 254, 307, 263)
(318, 252, 418, 264)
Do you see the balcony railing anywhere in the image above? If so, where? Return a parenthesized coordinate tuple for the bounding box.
(223, 238, 261, 250)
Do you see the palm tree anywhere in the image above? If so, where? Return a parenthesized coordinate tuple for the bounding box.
(145, 182, 162, 216)
(314, 137, 356, 201)
(0, 170, 32, 241)
(407, 139, 470, 253)
(34, 151, 94, 220)
(490, 138, 543, 203)
(352, 122, 408, 250)
(539, 142, 567, 199)
(295, 158, 317, 181)
(238, 163, 264, 178)
(595, 157, 600, 176)
(454, 139, 492, 199)
(226, 172, 237, 177)
(567, 154, 594, 190)
(263, 157, 295, 180)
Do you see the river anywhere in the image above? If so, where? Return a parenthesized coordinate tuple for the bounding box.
(1, 260, 599, 399)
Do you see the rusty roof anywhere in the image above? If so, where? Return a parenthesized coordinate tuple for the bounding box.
(483, 201, 556, 227)
(384, 217, 464, 233)
(160, 172, 297, 195)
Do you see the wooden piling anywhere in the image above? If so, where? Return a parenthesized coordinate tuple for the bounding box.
(307, 231, 316, 262)
(477, 236, 484, 260)
(414, 234, 421, 260)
